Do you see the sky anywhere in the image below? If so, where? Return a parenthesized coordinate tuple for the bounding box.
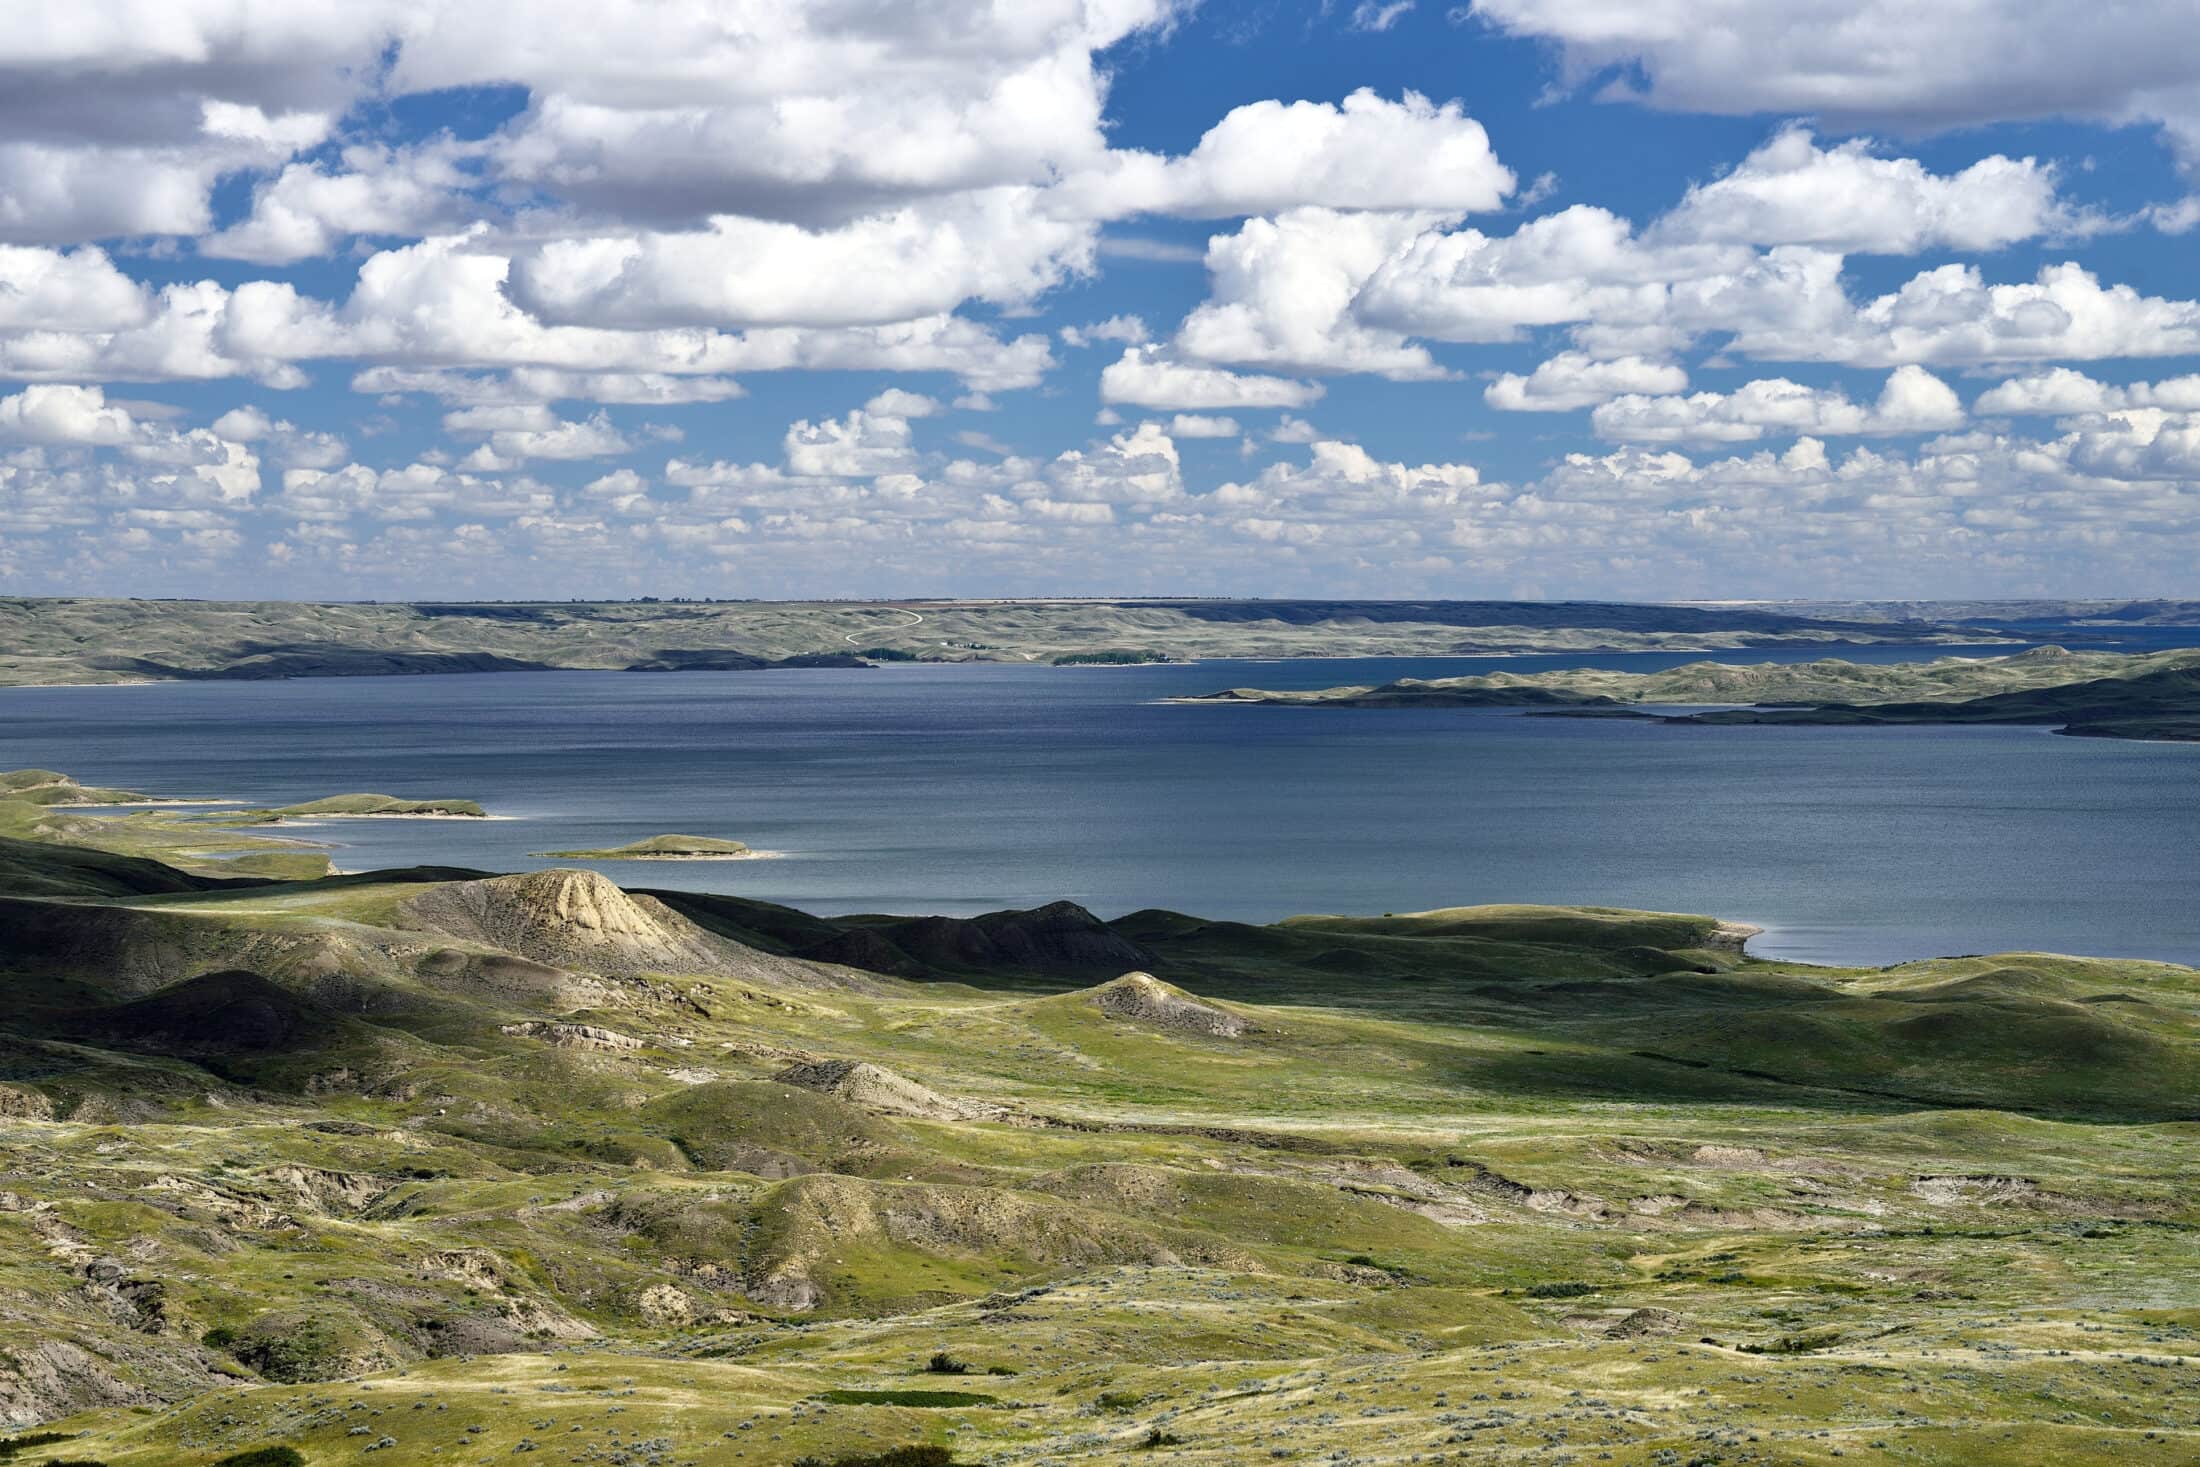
(4, 1, 2200, 603)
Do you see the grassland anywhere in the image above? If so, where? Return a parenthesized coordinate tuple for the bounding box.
(1185, 645, 2200, 739)
(0, 771, 2192, 1466)
(0, 598, 1997, 687)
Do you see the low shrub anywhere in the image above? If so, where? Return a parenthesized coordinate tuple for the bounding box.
(792, 1448, 956, 1467)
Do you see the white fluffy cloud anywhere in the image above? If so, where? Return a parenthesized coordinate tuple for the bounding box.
(0, 383, 140, 445)
(1069, 90, 1513, 219)
(1099, 347, 1325, 410)
(1728, 261, 2200, 367)
(1975, 367, 2200, 416)
(1175, 208, 1456, 377)
(1059, 315, 1151, 349)
(784, 407, 921, 479)
(203, 145, 473, 265)
(446, 406, 633, 468)
(1652, 128, 2076, 253)
(1589, 366, 1965, 444)
(1469, 0, 2200, 170)
(508, 190, 1097, 330)
(1485, 352, 1687, 411)
(1355, 205, 1751, 346)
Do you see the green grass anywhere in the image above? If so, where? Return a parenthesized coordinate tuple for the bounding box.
(811, 1390, 1008, 1407)
(0, 797, 2192, 1465)
(259, 793, 486, 818)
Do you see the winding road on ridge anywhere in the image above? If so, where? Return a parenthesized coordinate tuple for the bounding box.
(842, 608, 926, 645)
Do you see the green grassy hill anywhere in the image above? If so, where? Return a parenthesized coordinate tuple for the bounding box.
(0, 774, 2192, 1464)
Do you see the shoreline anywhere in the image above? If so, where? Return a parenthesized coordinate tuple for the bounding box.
(530, 849, 785, 862)
(0, 632, 2038, 692)
(262, 811, 511, 823)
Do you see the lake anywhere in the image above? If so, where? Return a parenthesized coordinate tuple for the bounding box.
(5, 640, 2199, 969)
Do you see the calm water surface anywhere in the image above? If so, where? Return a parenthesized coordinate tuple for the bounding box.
(5, 640, 2198, 969)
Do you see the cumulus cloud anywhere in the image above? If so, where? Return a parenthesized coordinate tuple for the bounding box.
(0, 384, 140, 445)
(1176, 207, 1455, 377)
(1469, 0, 2200, 171)
(1060, 315, 1151, 348)
(1068, 90, 1512, 219)
(0, 245, 149, 333)
(508, 190, 1097, 330)
(1099, 347, 1325, 410)
(1354, 205, 1752, 346)
(1485, 352, 1688, 411)
(1974, 367, 2200, 416)
(202, 144, 474, 264)
(275, 461, 554, 522)
(1652, 128, 2078, 254)
(1589, 366, 1966, 444)
(446, 406, 632, 468)
(784, 407, 921, 478)
(1727, 261, 2200, 367)
(1168, 414, 1241, 438)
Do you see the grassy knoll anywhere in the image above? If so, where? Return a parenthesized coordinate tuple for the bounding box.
(0, 772, 2192, 1464)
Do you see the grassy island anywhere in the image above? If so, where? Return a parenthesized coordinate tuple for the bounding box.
(258, 793, 487, 819)
(533, 833, 756, 859)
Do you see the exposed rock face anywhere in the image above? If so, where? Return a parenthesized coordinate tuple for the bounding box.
(403, 868, 865, 989)
(1610, 1307, 1685, 1338)
(1089, 972, 1248, 1037)
(418, 1248, 509, 1291)
(1912, 1174, 2043, 1205)
(262, 1164, 392, 1216)
(634, 1282, 694, 1325)
(0, 1334, 216, 1428)
(0, 1082, 54, 1120)
(773, 1059, 971, 1119)
(1705, 921, 1762, 953)
(499, 1020, 646, 1051)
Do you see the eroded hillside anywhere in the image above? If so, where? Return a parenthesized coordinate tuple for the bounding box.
(0, 772, 2193, 1466)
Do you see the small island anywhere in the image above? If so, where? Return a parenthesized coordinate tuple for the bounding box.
(255, 793, 488, 820)
(531, 834, 758, 860)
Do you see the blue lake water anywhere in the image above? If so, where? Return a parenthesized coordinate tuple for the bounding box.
(4, 639, 2199, 969)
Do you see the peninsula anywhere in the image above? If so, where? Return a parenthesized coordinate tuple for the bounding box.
(1183, 645, 2200, 739)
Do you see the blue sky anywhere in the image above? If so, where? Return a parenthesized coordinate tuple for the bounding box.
(4, 0, 2200, 601)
